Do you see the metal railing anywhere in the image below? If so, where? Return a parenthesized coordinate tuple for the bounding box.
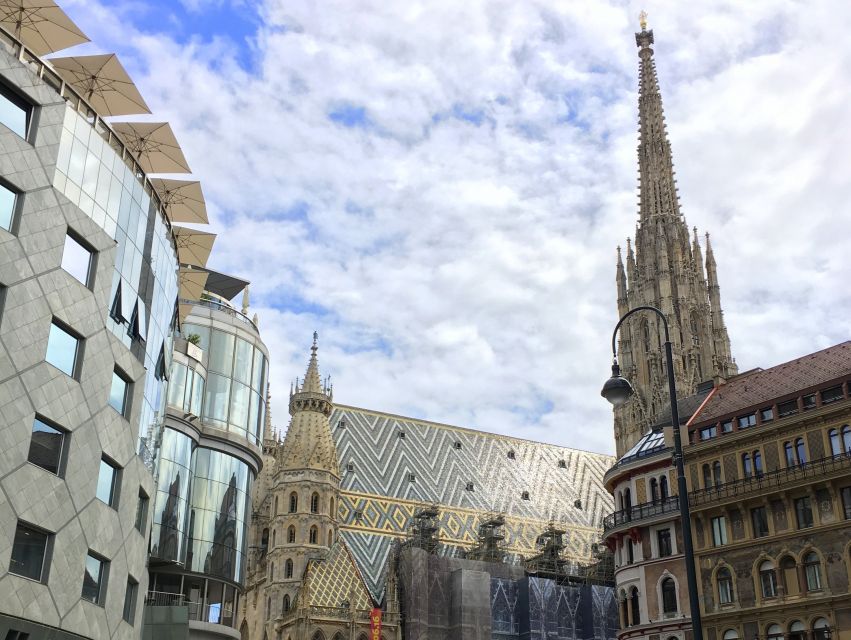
(689, 451, 851, 507)
(180, 297, 258, 331)
(145, 590, 185, 607)
(144, 591, 235, 627)
(603, 495, 680, 532)
(279, 606, 400, 625)
(138, 437, 154, 473)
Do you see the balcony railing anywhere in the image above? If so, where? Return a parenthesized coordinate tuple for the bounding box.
(689, 451, 851, 507)
(144, 591, 235, 627)
(181, 297, 258, 331)
(279, 606, 401, 625)
(603, 495, 680, 532)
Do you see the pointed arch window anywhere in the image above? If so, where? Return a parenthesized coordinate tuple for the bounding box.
(661, 577, 677, 616)
(753, 450, 763, 476)
(310, 492, 319, 514)
(717, 567, 734, 604)
(287, 525, 295, 544)
(659, 475, 669, 500)
(795, 438, 807, 466)
(327, 529, 333, 546)
(289, 492, 298, 513)
(760, 560, 777, 598)
(309, 526, 318, 545)
(330, 497, 335, 517)
(649, 478, 659, 503)
(284, 558, 293, 579)
(742, 453, 753, 478)
(830, 428, 841, 456)
(629, 586, 640, 625)
(283, 595, 290, 612)
(260, 528, 269, 554)
(713, 461, 722, 487)
(272, 529, 276, 548)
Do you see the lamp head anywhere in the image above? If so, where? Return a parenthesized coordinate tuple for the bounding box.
(601, 361, 634, 406)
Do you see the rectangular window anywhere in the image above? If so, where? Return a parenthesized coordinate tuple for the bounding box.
(45, 320, 80, 377)
(0, 83, 30, 138)
(96, 458, 119, 508)
(134, 489, 148, 532)
(711, 516, 727, 546)
(821, 386, 843, 405)
(802, 394, 817, 410)
(657, 528, 672, 557)
(778, 399, 798, 417)
(60, 233, 93, 287)
(751, 506, 769, 538)
(108, 369, 130, 416)
(9, 522, 49, 582)
(27, 416, 65, 476)
(737, 413, 756, 429)
(699, 425, 717, 441)
(123, 576, 138, 624)
(721, 420, 733, 433)
(0, 182, 17, 232)
(795, 496, 814, 529)
(81, 552, 108, 605)
(760, 407, 774, 422)
(842, 487, 851, 520)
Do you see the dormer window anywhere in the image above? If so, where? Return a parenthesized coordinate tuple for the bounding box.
(338, 419, 347, 429)
(453, 441, 461, 450)
(408, 473, 416, 482)
(507, 450, 515, 460)
(558, 459, 566, 469)
(398, 431, 405, 439)
(346, 462, 354, 472)
(574, 499, 582, 509)
(521, 491, 530, 500)
(466, 482, 474, 491)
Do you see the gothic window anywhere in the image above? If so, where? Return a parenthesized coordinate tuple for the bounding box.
(795, 438, 807, 465)
(287, 526, 295, 544)
(627, 539, 634, 564)
(285, 559, 293, 578)
(713, 461, 722, 487)
(289, 492, 298, 513)
(270, 562, 274, 580)
(804, 552, 822, 591)
(309, 526, 318, 544)
(642, 321, 651, 353)
(717, 567, 734, 604)
(623, 488, 632, 511)
(660, 475, 669, 500)
(742, 453, 753, 478)
(275, 496, 279, 515)
(703, 464, 712, 489)
(629, 587, 640, 625)
(760, 560, 778, 598)
(649, 478, 658, 503)
(780, 555, 800, 596)
(330, 497, 335, 517)
(310, 492, 319, 513)
(328, 529, 333, 546)
(661, 577, 676, 616)
(272, 529, 276, 547)
(784, 441, 796, 467)
(283, 595, 290, 612)
(830, 428, 841, 456)
(261, 528, 269, 553)
(844, 425, 851, 453)
(753, 450, 763, 476)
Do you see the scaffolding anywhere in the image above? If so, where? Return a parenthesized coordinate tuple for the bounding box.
(466, 512, 506, 563)
(405, 504, 441, 554)
(525, 521, 571, 578)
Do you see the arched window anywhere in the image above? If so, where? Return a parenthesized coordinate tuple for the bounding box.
(742, 453, 753, 478)
(722, 631, 739, 640)
(759, 560, 777, 598)
(642, 320, 651, 352)
(659, 475, 669, 500)
(327, 529, 333, 546)
(795, 438, 807, 466)
(629, 587, 640, 625)
(289, 492, 298, 513)
(310, 492, 319, 514)
(703, 464, 712, 488)
(287, 525, 296, 544)
(285, 558, 293, 578)
(309, 525, 318, 544)
(812, 617, 831, 640)
(272, 529, 276, 547)
(330, 497, 335, 516)
(830, 428, 841, 456)
(753, 450, 763, 476)
(784, 441, 795, 467)
(261, 528, 269, 553)
(789, 620, 806, 640)
(270, 562, 274, 581)
(649, 478, 659, 503)
(283, 595, 290, 612)
(804, 551, 822, 591)
(843, 425, 851, 453)
(766, 624, 783, 640)
(780, 556, 799, 596)
(619, 590, 628, 628)
(627, 539, 634, 564)
(717, 567, 733, 604)
(623, 488, 632, 512)
(661, 577, 677, 616)
(713, 461, 722, 487)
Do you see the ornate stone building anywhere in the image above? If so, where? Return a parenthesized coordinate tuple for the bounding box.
(613, 19, 737, 458)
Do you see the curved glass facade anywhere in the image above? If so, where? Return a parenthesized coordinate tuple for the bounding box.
(186, 448, 253, 583)
(182, 323, 266, 445)
(150, 429, 193, 562)
(52, 105, 179, 444)
(167, 361, 205, 416)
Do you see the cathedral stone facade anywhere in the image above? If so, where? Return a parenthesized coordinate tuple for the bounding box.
(612, 24, 737, 458)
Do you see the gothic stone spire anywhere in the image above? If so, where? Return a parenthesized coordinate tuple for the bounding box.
(612, 18, 737, 457)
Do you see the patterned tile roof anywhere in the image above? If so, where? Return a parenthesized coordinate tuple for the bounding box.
(329, 405, 615, 602)
(692, 341, 851, 424)
(304, 539, 373, 610)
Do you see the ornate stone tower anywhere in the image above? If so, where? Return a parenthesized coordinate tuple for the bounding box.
(613, 18, 737, 457)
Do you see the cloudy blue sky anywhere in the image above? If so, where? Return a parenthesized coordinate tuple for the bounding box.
(59, 0, 851, 454)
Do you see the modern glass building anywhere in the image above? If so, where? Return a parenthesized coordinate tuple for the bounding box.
(0, 9, 214, 640)
(146, 275, 267, 640)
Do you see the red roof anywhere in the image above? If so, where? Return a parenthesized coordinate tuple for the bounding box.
(691, 341, 851, 425)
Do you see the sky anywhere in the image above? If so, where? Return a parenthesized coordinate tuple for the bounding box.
(58, 0, 851, 455)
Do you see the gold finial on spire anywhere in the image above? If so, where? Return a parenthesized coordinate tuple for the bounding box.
(639, 10, 648, 31)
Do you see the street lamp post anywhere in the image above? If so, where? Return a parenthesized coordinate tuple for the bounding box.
(601, 305, 703, 640)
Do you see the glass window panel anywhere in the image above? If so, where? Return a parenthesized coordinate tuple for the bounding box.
(123, 577, 138, 623)
(96, 459, 117, 506)
(167, 362, 187, 409)
(61, 234, 92, 286)
(109, 370, 129, 415)
(208, 330, 235, 375)
(81, 553, 104, 603)
(0, 182, 16, 231)
(45, 322, 79, 376)
(190, 371, 205, 415)
(0, 87, 28, 138)
(9, 523, 48, 581)
(251, 349, 265, 391)
(203, 373, 231, 427)
(248, 390, 261, 442)
(182, 324, 210, 351)
(233, 339, 253, 385)
(28, 417, 64, 475)
(229, 381, 250, 431)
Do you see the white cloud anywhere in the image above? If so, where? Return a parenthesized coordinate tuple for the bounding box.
(63, 0, 851, 454)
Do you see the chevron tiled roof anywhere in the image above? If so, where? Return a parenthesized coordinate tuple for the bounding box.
(329, 405, 615, 602)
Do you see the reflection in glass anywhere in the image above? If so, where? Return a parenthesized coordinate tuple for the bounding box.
(150, 429, 193, 563)
(203, 373, 230, 428)
(82, 552, 105, 603)
(61, 234, 92, 286)
(109, 370, 129, 415)
(186, 448, 252, 583)
(96, 459, 117, 506)
(28, 417, 64, 475)
(0, 182, 16, 231)
(167, 362, 187, 409)
(208, 331, 234, 375)
(233, 338, 253, 385)
(45, 322, 78, 376)
(9, 524, 48, 581)
(0, 86, 28, 138)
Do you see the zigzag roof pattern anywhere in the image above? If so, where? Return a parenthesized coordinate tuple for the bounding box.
(328, 405, 615, 602)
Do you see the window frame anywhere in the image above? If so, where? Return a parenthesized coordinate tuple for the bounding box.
(9, 520, 52, 583)
(0, 80, 33, 140)
(717, 567, 734, 604)
(81, 550, 109, 606)
(123, 575, 138, 624)
(760, 561, 778, 598)
(804, 552, 822, 591)
(657, 528, 672, 558)
(27, 414, 68, 477)
(108, 367, 131, 417)
(778, 399, 798, 417)
(751, 506, 769, 538)
(134, 489, 149, 533)
(96, 457, 121, 509)
(0, 178, 20, 233)
(794, 496, 814, 529)
(60, 229, 95, 288)
(45, 318, 82, 378)
(711, 515, 727, 547)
